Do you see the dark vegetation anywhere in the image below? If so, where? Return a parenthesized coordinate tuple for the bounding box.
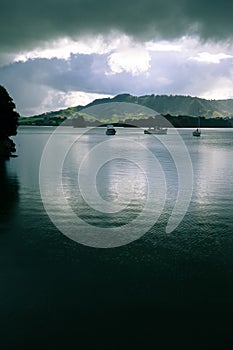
(0, 85, 20, 158)
(19, 93, 233, 128)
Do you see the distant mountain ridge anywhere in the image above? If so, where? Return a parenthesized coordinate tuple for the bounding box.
(21, 94, 233, 125)
(85, 93, 233, 118)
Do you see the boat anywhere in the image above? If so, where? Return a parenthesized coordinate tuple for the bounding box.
(106, 124, 116, 135)
(193, 128, 201, 137)
(193, 117, 201, 137)
(144, 127, 168, 135)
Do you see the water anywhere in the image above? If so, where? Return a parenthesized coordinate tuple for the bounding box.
(1, 126, 233, 348)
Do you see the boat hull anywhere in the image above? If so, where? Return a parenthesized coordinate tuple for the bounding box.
(144, 128, 167, 135)
(106, 129, 116, 135)
(193, 130, 201, 137)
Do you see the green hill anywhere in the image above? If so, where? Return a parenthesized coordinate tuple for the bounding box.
(19, 94, 233, 126)
(82, 94, 233, 117)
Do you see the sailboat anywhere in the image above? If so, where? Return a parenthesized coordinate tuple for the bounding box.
(193, 117, 201, 137)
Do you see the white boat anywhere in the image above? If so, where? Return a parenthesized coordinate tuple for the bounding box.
(106, 124, 116, 135)
(144, 127, 168, 135)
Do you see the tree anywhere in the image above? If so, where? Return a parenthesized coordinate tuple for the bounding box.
(0, 85, 20, 158)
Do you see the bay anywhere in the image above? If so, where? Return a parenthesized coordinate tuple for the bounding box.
(1, 126, 233, 349)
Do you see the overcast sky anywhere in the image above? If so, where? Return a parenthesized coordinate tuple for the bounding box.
(1, 0, 233, 116)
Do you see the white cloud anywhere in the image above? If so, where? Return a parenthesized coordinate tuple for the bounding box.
(27, 89, 113, 116)
(13, 34, 122, 62)
(56, 90, 113, 108)
(190, 52, 233, 63)
(107, 47, 151, 75)
(200, 76, 233, 99)
(145, 40, 182, 52)
(14, 33, 154, 77)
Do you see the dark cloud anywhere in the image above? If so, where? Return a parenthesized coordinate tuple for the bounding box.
(1, 0, 233, 58)
(1, 51, 233, 115)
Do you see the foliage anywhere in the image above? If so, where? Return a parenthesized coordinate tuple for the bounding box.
(0, 85, 20, 137)
(19, 93, 233, 127)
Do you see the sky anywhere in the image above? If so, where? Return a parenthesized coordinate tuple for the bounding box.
(1, 0, 233, 116)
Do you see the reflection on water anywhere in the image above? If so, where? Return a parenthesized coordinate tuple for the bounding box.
(1, 127, 233, 348)
(8, 126, 233, 244)
(0, 160, 19, 223)
(63, 157, 148, 228)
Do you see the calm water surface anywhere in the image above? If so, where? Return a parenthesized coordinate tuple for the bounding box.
(1, 126, 233, 348)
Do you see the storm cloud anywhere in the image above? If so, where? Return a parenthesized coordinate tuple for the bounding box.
(1, 0, 233, 59)
(1, 1, 233, 115)
(2, 43, 233, 116)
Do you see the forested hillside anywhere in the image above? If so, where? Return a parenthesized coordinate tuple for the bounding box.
(19, 94, 233, 126)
